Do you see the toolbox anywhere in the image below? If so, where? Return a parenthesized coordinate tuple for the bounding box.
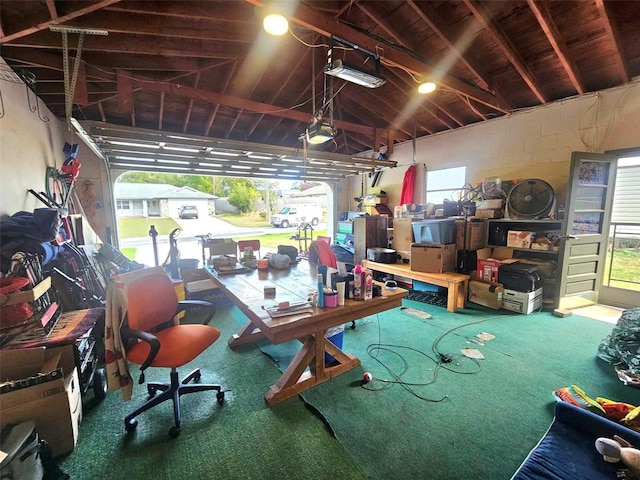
(498, 263, 541, 293)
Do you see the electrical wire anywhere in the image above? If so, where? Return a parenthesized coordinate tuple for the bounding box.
(361, 312, 501, 402)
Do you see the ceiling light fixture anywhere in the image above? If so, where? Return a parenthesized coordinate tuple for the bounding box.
(324, 37, 386, 88)
(263, 13, 288, 36)
(325, 59, 386, 88)
(418, 81, 437, 94)
(305, 122, 337, 145)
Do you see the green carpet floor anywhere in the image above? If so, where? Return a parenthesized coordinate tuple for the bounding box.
(59, 300, 640, 480)
(244, 300, 640, 480)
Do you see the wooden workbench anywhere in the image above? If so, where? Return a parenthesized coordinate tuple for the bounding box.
(363, 260, 469, 313)
(206, 261, 407, 406)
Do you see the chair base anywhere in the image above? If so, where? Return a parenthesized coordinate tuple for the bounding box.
(124, 367, 223, 437)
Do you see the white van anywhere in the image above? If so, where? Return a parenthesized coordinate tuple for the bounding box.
(271, 205, 323, 228)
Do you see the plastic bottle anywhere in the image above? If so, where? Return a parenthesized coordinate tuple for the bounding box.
(317, 273, 325, 308)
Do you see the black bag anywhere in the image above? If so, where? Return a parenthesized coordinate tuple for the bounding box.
(277, 245, 298, 262)
(0, 421, 69, 480)
(0, 421, 43, 480)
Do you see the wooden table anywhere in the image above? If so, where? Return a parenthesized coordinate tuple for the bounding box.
(363, 260, 469, 313)
(205, 262, 407, 406)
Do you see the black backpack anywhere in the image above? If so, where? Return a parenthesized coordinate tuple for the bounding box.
(0, 421, 68, 480)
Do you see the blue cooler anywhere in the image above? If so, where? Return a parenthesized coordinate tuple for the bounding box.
(325, 324, 345, 364)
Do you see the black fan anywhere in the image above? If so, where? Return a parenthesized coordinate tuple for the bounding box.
(506, 179, 555, 218)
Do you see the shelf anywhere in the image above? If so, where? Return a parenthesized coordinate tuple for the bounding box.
(0, 277, 51, 307)
(487, 244, 558, 254)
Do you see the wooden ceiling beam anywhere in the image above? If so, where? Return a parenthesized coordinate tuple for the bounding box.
(527, 0, 584, 94)
(347, 4, 461, 132)
(245, 0, 509, 114)
(247, 43, 314, 138)
(406, 0, 512, 109)
(205, 61, 237, 136)
(0, 0, 122, 44)
(183, 72, 200, 133)
(158, 92, 165, 130)
(464, 0, 547, 104)
(356, 4, 405, 46)
(60, 9, 255, 44)
(134, 77, 382, 138)
(46, 0, 58, 21)
(5, 30, 246, 60)
(595, 0, 630, 83)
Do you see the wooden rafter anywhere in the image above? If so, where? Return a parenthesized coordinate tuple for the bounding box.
(245, 0, 509, 114)
(183, 72, 200, 133)
(464, 0, 547, 104)
(0, 0, 122, 44)
(528, 0, 584, 94)
(595, 0, 630, 83)
(158, 92, 165, 130)
(46, 0, 58, 20)
(405, 0, 512, 110)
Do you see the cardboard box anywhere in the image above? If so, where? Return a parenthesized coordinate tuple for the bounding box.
(455, 219, 487, 251)
(468, 280, 504, 309)
(183, 268, 233, 312)
(392, 218, 415, 253)
(475, 208, 502, 219)
(502, 288, 543, 314)
(410, 243, 456, 273)
(0, 346, 82, 457)
(507, 230, 535, 249)
(476, 247, 519, 283)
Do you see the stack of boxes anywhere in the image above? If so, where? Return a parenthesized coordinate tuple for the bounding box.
(409, 219, 457, 274)
(473, 247, 543, 314)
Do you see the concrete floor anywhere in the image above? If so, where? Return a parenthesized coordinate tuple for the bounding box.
(572, 304, 625, 324)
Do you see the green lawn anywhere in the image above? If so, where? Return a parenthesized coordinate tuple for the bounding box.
(604, 248, 640, 291)
(219, 213, 271, 228)
(235, 229, 327, 250)
(118, 217, 180, 238)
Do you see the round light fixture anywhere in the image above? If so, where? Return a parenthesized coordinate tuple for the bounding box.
(263, 13, 288, 36)
(418, 81, 437, 94)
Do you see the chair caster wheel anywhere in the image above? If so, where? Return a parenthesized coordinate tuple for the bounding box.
(93, 367, 107, 400)
(194, 371, 201, 382)
(125, 419, 138, 432)
(216, 391, 225, 405)
(169, 426, 181, 438)
(350, 321, 356, 330)
(147, 385, 157, 396)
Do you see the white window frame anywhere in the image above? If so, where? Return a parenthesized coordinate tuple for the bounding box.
(425, 166, 467, 204)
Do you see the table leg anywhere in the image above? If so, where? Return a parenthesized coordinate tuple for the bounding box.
(228, 320, 266, 347)
(264, 333, 360, 406)
(447, 283, 458, 313)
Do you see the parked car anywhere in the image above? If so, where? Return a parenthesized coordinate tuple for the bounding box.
(178, 205, 199, 219)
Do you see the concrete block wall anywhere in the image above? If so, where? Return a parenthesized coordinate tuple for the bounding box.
(340, 78, 640, 210)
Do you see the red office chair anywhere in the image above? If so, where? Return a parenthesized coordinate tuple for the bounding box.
(237, 239, 261, 259)
(121, 272, 224, 438)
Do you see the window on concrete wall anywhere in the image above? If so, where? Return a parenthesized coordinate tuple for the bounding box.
(425, 166, 466, 204)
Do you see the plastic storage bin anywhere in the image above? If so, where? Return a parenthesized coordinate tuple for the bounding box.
(412, 219, 456, 244)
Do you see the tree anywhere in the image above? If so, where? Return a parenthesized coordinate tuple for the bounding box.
(227, 181, 260, 213)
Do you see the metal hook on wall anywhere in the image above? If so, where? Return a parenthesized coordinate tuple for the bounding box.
(25, 85, 50, 122)
(18, 69, 49, 122)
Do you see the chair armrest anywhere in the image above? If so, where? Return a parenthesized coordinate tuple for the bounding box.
(176, 300, 216, 325)
(121, 326, 161, 382)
